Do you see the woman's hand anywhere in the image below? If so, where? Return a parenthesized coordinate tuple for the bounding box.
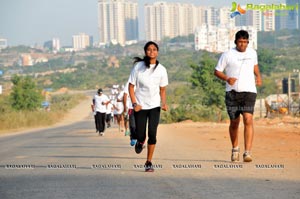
(134, 104, 142, 112)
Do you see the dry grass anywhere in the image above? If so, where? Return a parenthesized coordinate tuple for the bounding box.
(0, 93, 85, 133)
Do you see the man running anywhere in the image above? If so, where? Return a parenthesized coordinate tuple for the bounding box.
(214, 30, 262, 162)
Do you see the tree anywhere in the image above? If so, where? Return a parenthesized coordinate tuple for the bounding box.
(190, 52, 225, 121)
(257, 48, 277, 75)
(10, 75, 43, 111)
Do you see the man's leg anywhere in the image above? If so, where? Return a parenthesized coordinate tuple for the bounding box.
(94, 115, 98, 132)
(120, 114, 125, 132)
(100, 113, 106, 132)
(129, 109, 137, 146)
(242, 92, 256, 162)
(229, 116, 240, 148)
(106, 114, 110, 128)
(96, 112, 101, 133)
(226, 91, 239, 161)
(124, 113, 130, 136)
(97, 112, 105, 133)
(243, 112, 254, 151)
(229, 116, 240, 162)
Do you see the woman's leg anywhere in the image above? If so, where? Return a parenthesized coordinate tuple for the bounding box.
(147, 107, 161, 162)
(134, 110, 148, 144)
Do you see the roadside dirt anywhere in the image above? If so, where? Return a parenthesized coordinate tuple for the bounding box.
(1, 97, 299, 180)
(156, 117, 300, 180)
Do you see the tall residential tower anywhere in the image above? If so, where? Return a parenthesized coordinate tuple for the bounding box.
(144, 2, 205, 41)
(98, 0, 138, 46)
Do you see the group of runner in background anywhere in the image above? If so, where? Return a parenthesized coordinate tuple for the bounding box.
(91, 83, 134, 144)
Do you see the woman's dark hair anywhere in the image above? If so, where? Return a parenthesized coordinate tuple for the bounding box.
(133, 41, 159, 69)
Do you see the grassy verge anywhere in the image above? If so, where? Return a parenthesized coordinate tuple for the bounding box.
(0, 93, 86, 133)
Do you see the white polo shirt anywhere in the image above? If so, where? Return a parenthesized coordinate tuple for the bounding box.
(115, 91, 124, 114)
(215, 47, 258, 93)
(123, 81, 132, 109)
(129, 61, 168, 110)
(93, 94, 109, 113)
(106, 103, 113, 114)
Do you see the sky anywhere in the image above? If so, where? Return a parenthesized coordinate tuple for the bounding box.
(0, 0, 282, 46)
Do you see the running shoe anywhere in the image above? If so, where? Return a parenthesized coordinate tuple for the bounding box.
(231, 147, 240, 162)
(125, 131, 130, 136)
(130, 139, 137, 146)
(99, 132, 105, 136)
(135, 142, 145, 154)
(243, 152, 252, 162)
(145, 161, 154, 172)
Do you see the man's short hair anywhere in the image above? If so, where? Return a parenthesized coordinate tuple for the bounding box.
(97, 88, 103, 94)
(235, 30, 249, 41)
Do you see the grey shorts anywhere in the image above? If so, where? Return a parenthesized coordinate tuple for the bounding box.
(225, 90, 257, 120)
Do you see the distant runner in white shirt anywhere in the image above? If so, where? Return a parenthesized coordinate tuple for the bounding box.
(123, 81, 135, 144)
(214, 30, 262, 163)
(92, 88, 110, 136)
(115, 90, 125, 133)
(128, 41, 168, 172)
(106, 101, 113, 128)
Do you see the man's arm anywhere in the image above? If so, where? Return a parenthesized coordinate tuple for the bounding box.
(254, 64, 262, 86)
(91, 99, 95, 112)
(102, 97, 111, 105)
(91, 104, 94, 112)
(123, 93, 128, 113)
(214, 70, 237, 86)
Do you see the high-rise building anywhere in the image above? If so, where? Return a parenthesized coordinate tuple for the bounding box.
(145, 2, 205, 41)
(205, 7, 220, 26)
(52, 38, 60, 53)
(251, 10, 263, 31)
(124, 2, 138, 43)
(72, 33, 91, 51)
(244, 10, 263, 31)
(285, 0, 299, 29)
(194, 24, 217, 52)
(219, 7, 235, 27)
(98, 0, 138, 46)
(262, 10, 275, 31)
(195, 25, 257, 53)
(236, 2, 299, 31)
(275, 10, 289, 30)
(0, 38, 7, 49)
(275, 1, 299, 30)
(235, 8, 276, 31)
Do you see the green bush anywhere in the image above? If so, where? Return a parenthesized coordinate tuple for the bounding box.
(10, 75, 43, 111)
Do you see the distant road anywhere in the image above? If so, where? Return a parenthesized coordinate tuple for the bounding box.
(0, 115, 299, 199)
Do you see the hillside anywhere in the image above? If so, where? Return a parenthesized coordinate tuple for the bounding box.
(1, 30, 299, 123)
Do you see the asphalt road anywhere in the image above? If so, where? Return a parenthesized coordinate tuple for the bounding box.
(0, 117, 299, 199)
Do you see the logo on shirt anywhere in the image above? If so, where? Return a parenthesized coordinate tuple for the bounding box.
(237, 57, 251, 61)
